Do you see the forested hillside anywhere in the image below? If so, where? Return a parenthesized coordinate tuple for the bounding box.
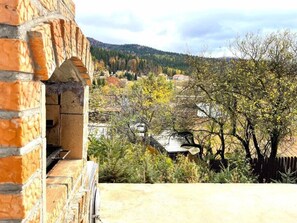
(88, 37, 190, 76)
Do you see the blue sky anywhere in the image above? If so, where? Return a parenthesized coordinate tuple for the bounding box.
(74, 0, 297, 56)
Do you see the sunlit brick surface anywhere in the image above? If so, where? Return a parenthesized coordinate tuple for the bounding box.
(0, 115, 41, 147)
(39, 0, 58, 11)
(0, 0, 39, 25)
(29, 24, 56, 80)
(0, 0, 75, 25)
(0, 39, 33, 73)
(0, 146, 41, 184)
(0, 175, 42, 219)
(50, 20, 66, 67)
(0, 81, 41, 111)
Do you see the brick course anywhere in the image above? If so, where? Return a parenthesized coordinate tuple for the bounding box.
(29, 24, 56, 80)
(0, 39, 34, 73)
(0, 0, 76, 26)
(0, 0, 39, 26)
(0, 114, 41, 147)
(0, 175, 42, 219)
(50, 20, 66, 67)
(0, 146, 41, 184)
(0, 81, 41, 111)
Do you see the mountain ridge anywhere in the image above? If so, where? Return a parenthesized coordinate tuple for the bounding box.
(87, 37, 188, 57)
(88, 37, 191, 75)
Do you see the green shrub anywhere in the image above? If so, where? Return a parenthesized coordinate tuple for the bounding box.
(88, 135, 136, 183)
(88, 136, 257, 183)
(146, 152, 175, 183)
(273, 169, 297, 184)
(173, 155, 200, 183)
(209, 150, 257, 183)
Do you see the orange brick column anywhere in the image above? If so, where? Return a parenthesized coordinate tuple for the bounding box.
(0, 0, 46, 222)
(0, 38, 45, 222)
(0, 0, 94, 222)
(0, 79, 45, 222)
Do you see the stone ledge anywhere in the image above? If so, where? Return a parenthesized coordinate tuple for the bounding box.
(46, 159, 84, 223)
(47, 159, 83, 191)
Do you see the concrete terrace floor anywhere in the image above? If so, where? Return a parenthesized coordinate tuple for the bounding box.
(98, 183, 297, 223)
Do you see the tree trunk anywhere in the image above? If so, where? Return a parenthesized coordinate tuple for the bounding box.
(219, 124, 225, 160)
(232, 121, 252, 160)
(269, 129, 279, 160)
(248, 120, 263, 161)
(233, 134, 251, 160)
(243, 141, 252, 160)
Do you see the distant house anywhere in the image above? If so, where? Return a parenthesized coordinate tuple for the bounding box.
(172, 74, 190, 81)
(106, 76, 121, 87)
(105, 76, 126, 88)
(158, 73, 169, 79)
(196, 103, 222, 118)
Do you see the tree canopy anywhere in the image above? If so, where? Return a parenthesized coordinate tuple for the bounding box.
(184, 31, 297, 161)
(110, 74, 174, 142)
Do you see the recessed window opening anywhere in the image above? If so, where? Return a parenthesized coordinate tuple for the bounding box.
(44, 59, 86, 174)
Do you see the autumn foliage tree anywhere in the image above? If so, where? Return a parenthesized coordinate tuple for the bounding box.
(186, 31, 297, 161)
(231, 31, 297, 160)
(109, 73, 174, 143)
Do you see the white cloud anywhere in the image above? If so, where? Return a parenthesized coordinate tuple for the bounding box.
(74, 0, 297, 56)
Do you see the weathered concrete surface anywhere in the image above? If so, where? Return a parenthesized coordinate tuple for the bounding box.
(99, 183, 297, 223)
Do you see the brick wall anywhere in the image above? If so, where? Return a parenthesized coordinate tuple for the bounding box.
(0, 0, 94, 222)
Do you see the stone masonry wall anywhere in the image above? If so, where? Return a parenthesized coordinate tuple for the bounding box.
(0, 0, 94, 222)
